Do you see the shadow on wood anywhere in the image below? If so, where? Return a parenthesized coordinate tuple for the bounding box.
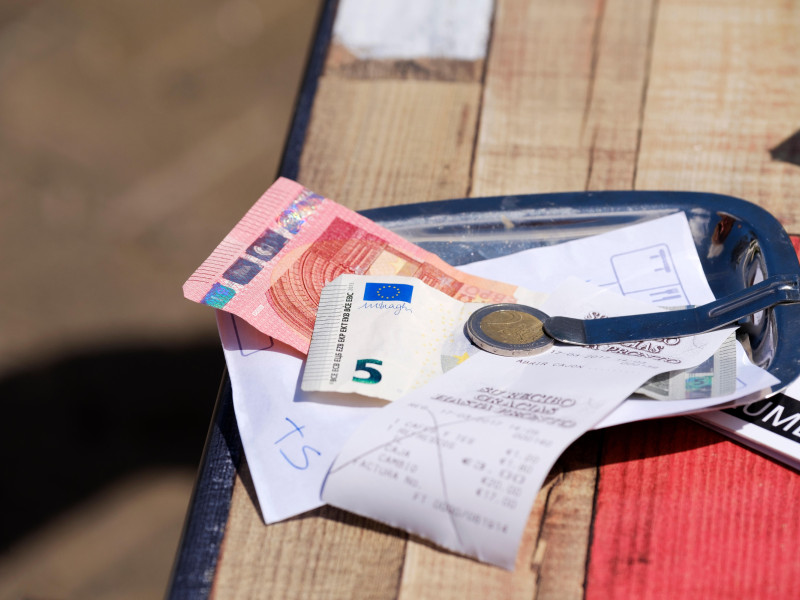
(0, 338, 223, 551)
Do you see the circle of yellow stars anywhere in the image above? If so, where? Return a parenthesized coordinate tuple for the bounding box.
(374, 284, 403, 299)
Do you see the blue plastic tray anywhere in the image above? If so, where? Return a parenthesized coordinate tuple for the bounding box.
(363, 191, 800, 390)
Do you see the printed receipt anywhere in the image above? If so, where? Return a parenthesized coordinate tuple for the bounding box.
(322, 279, 734, 568)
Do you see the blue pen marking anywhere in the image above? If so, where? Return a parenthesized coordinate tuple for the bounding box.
(279, 447, 322, 470)
(274, 417, 321, 470)
(649, 287, 684, 303)
(651, 248, 671, 272)
(610, 243, 688, 304)
(231, 315, 274, 356)
(651, 287, 679, 297)
(275, 417, 305, 444)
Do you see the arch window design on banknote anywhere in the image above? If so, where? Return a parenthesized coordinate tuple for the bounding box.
(246, 229, 290, 260)
(223, 258, 263, 285)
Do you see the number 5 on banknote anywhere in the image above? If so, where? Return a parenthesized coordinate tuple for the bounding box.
(353, 359, 383, 384)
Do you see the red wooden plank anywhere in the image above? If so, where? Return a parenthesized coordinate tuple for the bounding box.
(586, 418, 800, 599)
(790, 234, 800, 262)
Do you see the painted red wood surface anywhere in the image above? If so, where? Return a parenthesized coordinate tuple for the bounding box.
(587, 234, 800, 598)
(586, 418, 799, 599)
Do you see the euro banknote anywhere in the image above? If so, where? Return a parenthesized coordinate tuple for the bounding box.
(635, 333, 737, 400)
(183, 177, 544, 353)
(301, 274, 486, 401)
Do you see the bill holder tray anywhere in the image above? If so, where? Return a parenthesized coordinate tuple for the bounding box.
(360, 191, 800, 393)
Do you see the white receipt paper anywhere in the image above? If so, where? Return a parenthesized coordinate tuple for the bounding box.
(322, 279, 735, 568)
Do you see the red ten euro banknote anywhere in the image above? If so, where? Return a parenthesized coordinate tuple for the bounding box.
(183, 177, 529, 354)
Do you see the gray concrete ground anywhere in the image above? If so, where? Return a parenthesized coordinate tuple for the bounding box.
(0, 1, 321, 597)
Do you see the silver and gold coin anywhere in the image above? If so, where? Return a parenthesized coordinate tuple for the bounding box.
(465, 304, 554, 357)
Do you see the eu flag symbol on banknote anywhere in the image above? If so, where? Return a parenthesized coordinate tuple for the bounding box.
(364, 282, 414, 303)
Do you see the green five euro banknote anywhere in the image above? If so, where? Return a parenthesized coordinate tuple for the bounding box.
(301, 274, 500, 401)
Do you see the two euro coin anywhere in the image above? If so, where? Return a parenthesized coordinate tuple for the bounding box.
(465, 304, 554, 357)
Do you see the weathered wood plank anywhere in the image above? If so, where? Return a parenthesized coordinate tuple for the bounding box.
(298, 77, 481, 209)
(0, 470, 194, 600)
(326, 44, 484, 82)
(211, 461, 407, 600)
(473, 0, 657, 196)
(582, 0, 658, 190)
(472, 0, 602, 196)
(635, 0, 800, 228)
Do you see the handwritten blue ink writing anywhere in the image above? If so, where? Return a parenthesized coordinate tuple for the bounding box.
(274, 417, 321, 470)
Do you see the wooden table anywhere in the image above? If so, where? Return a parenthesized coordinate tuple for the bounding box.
(170, 1, 800, 598)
